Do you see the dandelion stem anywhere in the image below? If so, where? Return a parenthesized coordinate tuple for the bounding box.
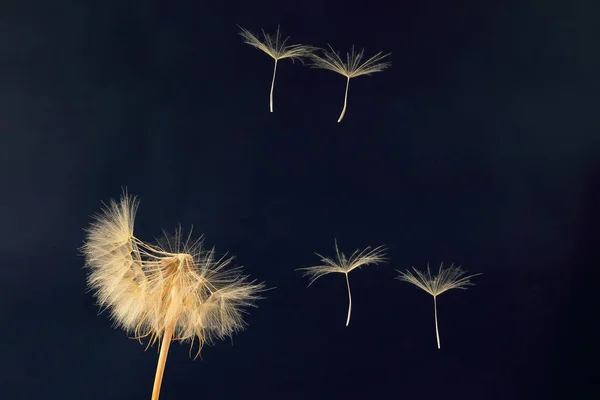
(338, 76, 350, 123)
(433, 295, 441, 349)
(270, 59, 278, 112)
(151, 324, 175, 400)
(345, 272, 352, 326)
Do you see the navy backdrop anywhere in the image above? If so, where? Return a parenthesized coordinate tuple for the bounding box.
(1, 0, 598, 399)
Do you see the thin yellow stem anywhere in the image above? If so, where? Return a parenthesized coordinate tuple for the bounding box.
(345, 273, 352, 327)
(270, 59, 278, 112)
(433, 296, 441, 349)
(151, 324, 175, 400)
(337, 76, 350, 123)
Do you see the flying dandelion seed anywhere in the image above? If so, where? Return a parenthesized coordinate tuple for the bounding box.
(396, 263, 481, 349)
(310, 44, 391, 122)
(82, 191, 265, 400)
(297, 240, 387, 326)
(238, 25, 315, 112)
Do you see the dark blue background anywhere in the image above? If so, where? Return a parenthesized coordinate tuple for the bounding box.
(1, 0, 597, 399)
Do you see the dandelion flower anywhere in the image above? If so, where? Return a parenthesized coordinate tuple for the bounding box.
(82, 192, 265, 400)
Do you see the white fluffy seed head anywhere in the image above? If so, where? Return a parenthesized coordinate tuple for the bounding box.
(82, 192, 265, 355)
